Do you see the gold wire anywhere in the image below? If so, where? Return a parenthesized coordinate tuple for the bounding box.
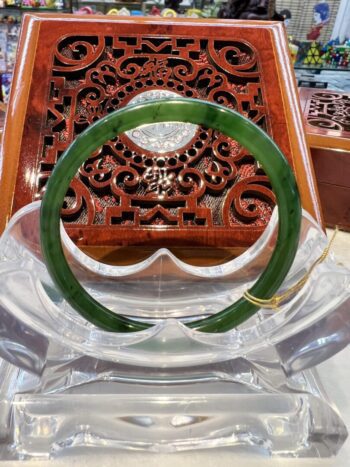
(243, 227, 339, 310)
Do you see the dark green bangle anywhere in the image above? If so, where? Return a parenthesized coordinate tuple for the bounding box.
(40, 98, 301, 333)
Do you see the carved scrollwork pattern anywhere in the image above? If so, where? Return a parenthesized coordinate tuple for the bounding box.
(38, 34, 275, 240)
(307, 91, 350, 132)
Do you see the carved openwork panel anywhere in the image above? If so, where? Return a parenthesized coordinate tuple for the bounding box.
(5, 17, 319, 247)
(39, 34, 274, 240)
(306, 91, 350, 133)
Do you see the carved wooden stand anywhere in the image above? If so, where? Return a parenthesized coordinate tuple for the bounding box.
(0, 15, 321, 263)
(300, 88, 350, 231)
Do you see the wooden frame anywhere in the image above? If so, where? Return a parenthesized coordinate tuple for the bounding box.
(299, 87, 350, 230)
(0, 15, 322, 258)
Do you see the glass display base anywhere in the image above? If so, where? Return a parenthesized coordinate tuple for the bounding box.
(0, 205, 349, 460)
(0, 356, 346, 460)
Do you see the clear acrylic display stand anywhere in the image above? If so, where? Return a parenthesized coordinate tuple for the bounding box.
(0, 201, 349, 459)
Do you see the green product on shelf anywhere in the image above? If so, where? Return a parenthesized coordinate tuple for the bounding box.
(304, 41, 323, 65)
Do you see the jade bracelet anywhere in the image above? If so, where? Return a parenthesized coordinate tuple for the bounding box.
(40, 98, 301, 333)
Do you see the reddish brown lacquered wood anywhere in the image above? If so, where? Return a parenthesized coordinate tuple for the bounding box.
(0, 15, 322, 250)
(299, 88, 350, 231)
(299, 88, 350, 152)
(317, 181, 350, 231)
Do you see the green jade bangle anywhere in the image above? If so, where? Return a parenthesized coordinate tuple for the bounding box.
(40, 99, 301, 333)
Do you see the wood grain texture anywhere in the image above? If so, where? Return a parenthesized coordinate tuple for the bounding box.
(317, 181, 350, 231)
(299, 87, 350, 152)
(0, 15, 322, 253)
(299, 88, 350, 231)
